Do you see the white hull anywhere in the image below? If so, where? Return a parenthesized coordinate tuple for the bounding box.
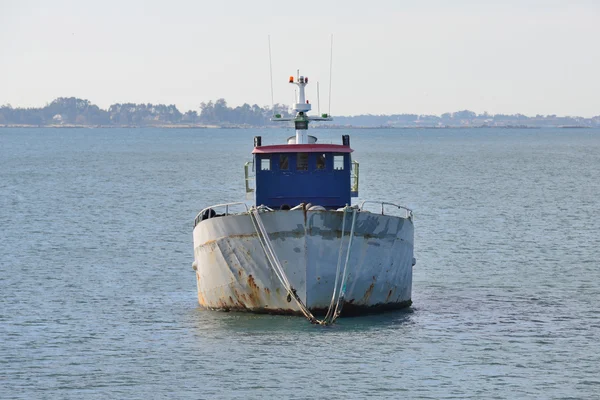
(192, 209, 413, 315)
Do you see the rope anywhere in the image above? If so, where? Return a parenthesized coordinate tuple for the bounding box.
(331, 208, 358, 323)
(323, 205, 349, 323)
(249, 206, 358, 326)
(249, 208, 319, 324)
(249, 209, 292, 296)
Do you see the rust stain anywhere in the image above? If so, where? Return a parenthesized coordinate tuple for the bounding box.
(234, 290, 258, 308)
(231, 289, 251, 309)
(248, 274, 259, 290)
(217, 299, 228, 309)
(362, 283, 375, 303)
(238, 270, 242, 277)
(198, 292, 207, 307)
(386, 288, 394, 302)
(233, 290, 242, 304)
(247, 293, 259, 306)
(246, 274, 262, 307)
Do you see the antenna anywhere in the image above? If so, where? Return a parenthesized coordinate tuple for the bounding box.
(268, 35, 275, 115)
(317, 82, 321, 115)
(328, 34, 333, 116)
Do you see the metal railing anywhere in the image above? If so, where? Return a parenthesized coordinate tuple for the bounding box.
(350, 160, 359, 197)
(193, 202, 249, 227)
(358, 200, 413, 219)
(244, 161, 254, 195)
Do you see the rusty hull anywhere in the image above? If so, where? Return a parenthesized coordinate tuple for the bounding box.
(192, 209, 414, 317)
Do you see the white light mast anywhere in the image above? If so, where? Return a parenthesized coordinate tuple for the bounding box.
(291, 72, 311, 144)
(271, 70, 333, 141)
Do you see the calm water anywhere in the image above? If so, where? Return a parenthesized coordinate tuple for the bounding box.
(1, 127, 599, 399)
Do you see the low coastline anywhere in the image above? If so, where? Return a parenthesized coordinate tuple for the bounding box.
(1, 124, 595, 129)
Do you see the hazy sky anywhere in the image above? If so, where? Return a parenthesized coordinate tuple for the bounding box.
(1, 0, 599, 116)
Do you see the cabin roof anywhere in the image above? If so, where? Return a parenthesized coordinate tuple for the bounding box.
(252, 144, 353, 154)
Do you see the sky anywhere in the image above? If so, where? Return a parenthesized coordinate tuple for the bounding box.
(1, 0, 599, 117)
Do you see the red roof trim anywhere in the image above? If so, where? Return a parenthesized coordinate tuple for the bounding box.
(252, 144, 353, 154)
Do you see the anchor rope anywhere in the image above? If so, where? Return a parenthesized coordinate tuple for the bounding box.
(249, 208, 319, 324)
(251, 208, 292, 290)
(249, 206, 358, 326)
(331, 208, 358, 322)
(323, 206, 347, 323)
(250, 209, 292, 294)
(322, 206, 359, 324)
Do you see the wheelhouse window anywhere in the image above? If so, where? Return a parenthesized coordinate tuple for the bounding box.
(297, 153, 308, 171)
(334, 154, 344, 170)
(316, 153, 326, 170)
(279, 154, 289, 170)
(260, 157, 271, 171)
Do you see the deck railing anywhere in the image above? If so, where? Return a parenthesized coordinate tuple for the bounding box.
(358, 200, 413, 219)
(244, 161, 254, 196)
(351, 160, 359, 197)
(193, 202, 249, 227)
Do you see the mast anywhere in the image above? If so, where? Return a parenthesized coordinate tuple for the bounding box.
(291, 73, 311, 144)
(272, 70, 332, 143)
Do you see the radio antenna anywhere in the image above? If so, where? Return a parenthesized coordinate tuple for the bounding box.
(268, 35, 275, 115)
(317, 82, 321, 115)
(328, 34, 333, 116)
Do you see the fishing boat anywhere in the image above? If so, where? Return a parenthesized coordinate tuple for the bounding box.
(192, 71, 415, 324)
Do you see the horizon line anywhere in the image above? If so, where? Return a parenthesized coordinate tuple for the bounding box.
(1, 97, 599, 120)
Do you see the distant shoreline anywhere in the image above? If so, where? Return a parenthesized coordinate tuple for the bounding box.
(3, 97, 599, 129)
(1, 124, 596, 130)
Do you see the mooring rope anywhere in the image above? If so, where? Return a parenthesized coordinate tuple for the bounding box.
(323, 206, 348, 323)
(249, 208, 319, 324)
(331, 207, 358, 323)
(249, 206, 358, 326)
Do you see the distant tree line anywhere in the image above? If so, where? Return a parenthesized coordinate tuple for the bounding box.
(330, 110, 600, 128)
(1, 98, 598, 127)
(198, 99, 291, 126)
(0, 97, 292, 127)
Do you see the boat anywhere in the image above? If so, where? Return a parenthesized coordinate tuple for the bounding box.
(192, 71, 415, 324)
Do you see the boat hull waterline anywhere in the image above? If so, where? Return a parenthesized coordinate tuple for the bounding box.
(192, 209, 414, 316)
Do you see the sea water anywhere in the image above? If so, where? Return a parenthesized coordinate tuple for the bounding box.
(1, 127, 599, 399)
